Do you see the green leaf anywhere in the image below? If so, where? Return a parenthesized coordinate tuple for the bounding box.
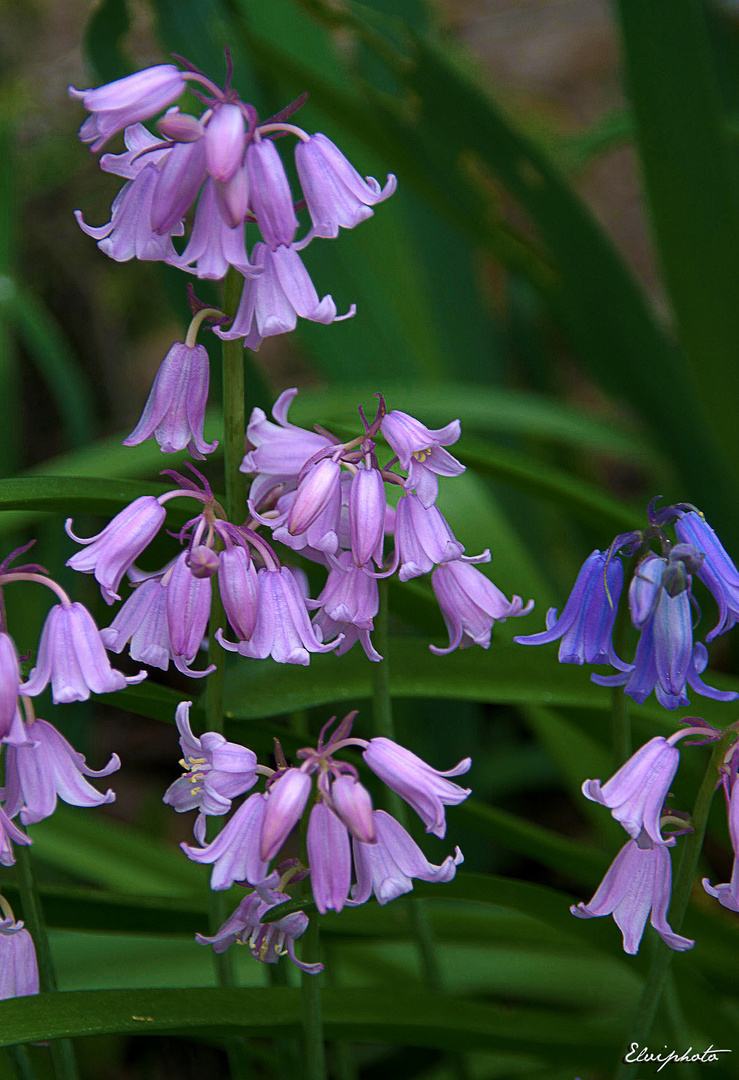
(83, 0, 132, 82)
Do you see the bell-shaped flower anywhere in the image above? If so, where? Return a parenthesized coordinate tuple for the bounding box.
(306, 801, 352, 914)
(182, 791, 269, 890)
(101, 575, 171, 672)
(197, 874, 322, 973)
(205, 103, 246, 183)
(100, 122, 170, 180)
(629, 554, 666, 628)
(571, 832, 694, 954)
(242, 388, 333, 480)
(515, 550, 623, 666)
(123, 342, 217, 458)
(349, 467, 386, 568)
(312, 610, 381, 663)
(218, 545, 259, 642)
(0, 633, 22, 742)
(151, 137, 207, 235)
(0, 805, 32, 866)
(215, 242, 355, 351)
(246, 137, 298, 248)
(163, 701, 259, 843)
(21, 602, 146, 704)
(69, 64, 186, 151)
(381, 410, 464, 508)
(0, 918, 39, 1000)
(675, 510, 739, 641)
(312, 551, 378, 629)
(288, 458, 342, 537)
(169, 180, 254, 281)
(216, 566, 342, 666)
(215, 163, 250, 227)
(582, 736, 682, 844)
(295, 133, 396, 239)
(259, 769, 312, 862)
(351, 810, 463, 906)
(329, 774, 376, 843)
(166, 551, 212, 676)
(3, 718, 120, 825)
(703, 776, 739, 912)
(592, 593, 738, 709)
(394, 494, 464, 581)
(432, 561, 533, 655)
(363, 737, 471, 839)
(75, 162, 185, 263)
(157, 108, 205, 143)
(66, 496, 166, 604)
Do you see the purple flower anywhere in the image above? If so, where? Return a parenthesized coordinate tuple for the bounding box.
(214, 243, 355, 351)
(166, 551, 212, 676)
(150, 138, 208, 236)
(703, 779, 739, 912)
(363, 737, 471, 839)
(515, 550, 623, 666)
(101, 575, 174, 672)
(99, 122, 170, 179)
(306, 801, 351, 914)
(246, 138, 298, 248)
(218, 545, 259, 642)
(65, 495, 166, 604)
(259, 769, 313, 862)
(272, 477, 346, 557)
(197, 873, 323, 974)
(0, 918, 39, 1000)
(182, 791, 269, 890)
(0, 805, 31, 866)
(329, 774, 376, 843)
(295, 133, 397, 238)
(69, 65, 186, 151)
(394, 493, 464, 581)
(432, 561, 534, 655)
(163, 702, 259, 844)
(122, 342, 218, 459)
(3, 718, 120, 825)
(571, 833, 694, 954)
(20, 602, 146, 704)
(675, 510, 739, 641)
(0, 633, 22, 741)
(629, 553, 665, 628)
(349, 467, 387, 568)
(312, 610, 382, 663)
(216, 566, 342, 665)
(582, 736, 683, 844)
(592, 594, 738, 708)
(381, 410, 464, 508)
(242, 388, 333, 480)
(351, 810, 463, 906)
(288, 458, 342, 537)
(169, 180, 254, 280)
(312, 550, 378, 629)
(75, 162, 185, 262)
(205, 103, 246, 183)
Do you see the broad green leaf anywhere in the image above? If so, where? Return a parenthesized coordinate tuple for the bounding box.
(83, 0, 132, 82)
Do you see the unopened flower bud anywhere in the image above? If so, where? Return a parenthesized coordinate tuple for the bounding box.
(157, 108, 205, 143)
(188, 545, 220, 579)
(260, 768, 312, 862)
(630, 554, 666, 627)
(288, 458, 341, 536)
(330, 774, 376, 843)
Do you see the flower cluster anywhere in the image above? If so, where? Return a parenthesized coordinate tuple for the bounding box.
(71, 58, 395, 350)
(165, 706, 468, 972)
(516, 502, 739, 709)
(571, 721, 719, 953)
(65, 396, 532, 671)
(0, 543, 134, 998)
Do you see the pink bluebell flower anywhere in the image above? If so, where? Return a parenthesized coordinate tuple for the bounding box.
(295, 133, 396, 238)
(218, 545, 259, 642)
(69, 64, 186, 151)
(0, 806, 31, 866)
(196, 871, 322, 973)
(259, 769, 313, 862)
(306, 800, 352, 914)
(0, 633, 23, 742)
(288, 458, 342, 537)
(163, 701, 259, 843)
(169, 180, 255, 280)
(182, 791, 269, 890)
(351, 811, 463, 906)
(242, 388, 334, 482)
(703, 773, 739, 912)
(571, 832, 694, 954)
(21, 602, 146, 704)
(381, 410, 464, 508)
(122, 342, 218, 459)
(101, 575, 171, 671)
(65, 495, 167, 604)
(363, 737, 471, 839)
(246, 138, 298, 248)
(0, 917, 39, 1000)
(394, 493, 464, 581)
(166, 550, 213, 676)
(349, 467, 387, 568)
(3, 718, 120, 825)
(432, 560, 533, 655)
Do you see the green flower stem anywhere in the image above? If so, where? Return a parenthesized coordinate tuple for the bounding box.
(14, 845, 79, 1080)
(5, 1044, 40, 1080)
(614, 730, 733, 1080)
(301, 916, 327, 1080)
(221, 267, 248, 522)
